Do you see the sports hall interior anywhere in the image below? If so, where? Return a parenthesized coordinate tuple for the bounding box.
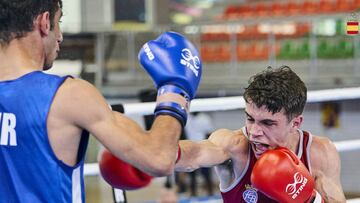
(50, 0, 360, 202)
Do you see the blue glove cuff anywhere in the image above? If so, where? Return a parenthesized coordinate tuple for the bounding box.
(155, 102, 187, 126)
(155, 85, 190, 126)
(158, 85, 190, 102)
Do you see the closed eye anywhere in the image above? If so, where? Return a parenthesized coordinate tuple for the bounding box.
(261, 120, 276, 126)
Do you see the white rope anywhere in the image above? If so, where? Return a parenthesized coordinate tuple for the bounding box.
(87, 86, 360, 176)
(334, 139, 360, 152)
(118, 87, 360, 116)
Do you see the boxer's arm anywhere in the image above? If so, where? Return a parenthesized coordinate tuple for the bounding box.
(311, 137, 346, 203)
(56, 78, 181, 176)
(175, 129, 238, 172)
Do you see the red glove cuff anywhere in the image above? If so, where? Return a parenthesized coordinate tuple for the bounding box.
(175, 145, 181, 164)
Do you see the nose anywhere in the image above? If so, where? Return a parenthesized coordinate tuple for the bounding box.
(247, 122, 263, 139)
(57, 31, 63, 45)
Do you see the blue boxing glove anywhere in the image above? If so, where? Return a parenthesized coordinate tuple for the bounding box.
(138, 31, 202, 126)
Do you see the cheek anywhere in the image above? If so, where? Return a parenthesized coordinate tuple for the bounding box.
(44, 34, 54, 48)
(48, 34, 57, 51)
(265, 127, 287, 144)
(55, 28, 61, 39)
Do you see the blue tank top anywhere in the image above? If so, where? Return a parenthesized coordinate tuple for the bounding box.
(0, 71, 89, 203)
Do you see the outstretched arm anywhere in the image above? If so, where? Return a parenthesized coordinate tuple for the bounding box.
(176, 129, 241, 172)
(53, 78, 181, 176)
(52, 32, 202, 178)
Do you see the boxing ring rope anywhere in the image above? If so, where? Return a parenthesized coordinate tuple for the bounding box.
(85, 86, 360, 176)
(114, 86, 360, 116)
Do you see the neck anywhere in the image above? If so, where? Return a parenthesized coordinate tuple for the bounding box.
(288, 129, 301, 154)
(0, 34, 44, 81)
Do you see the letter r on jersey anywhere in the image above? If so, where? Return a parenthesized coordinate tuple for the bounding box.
(0, 113, 17, 146)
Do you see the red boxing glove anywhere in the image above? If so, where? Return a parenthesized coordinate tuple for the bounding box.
(251, 147, 323, 203)
(99, 149, 152, 190)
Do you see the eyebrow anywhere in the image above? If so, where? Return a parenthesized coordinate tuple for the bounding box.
(245, 111, 278, 124)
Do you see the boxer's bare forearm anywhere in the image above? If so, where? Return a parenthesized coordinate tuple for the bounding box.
(96, 112, 181, 176)
(176, 139, 229, 172)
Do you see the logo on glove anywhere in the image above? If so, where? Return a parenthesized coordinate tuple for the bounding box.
(143, 43, 155, 60)
(285, 172, 308, 200)
(180, 48, 200, 77)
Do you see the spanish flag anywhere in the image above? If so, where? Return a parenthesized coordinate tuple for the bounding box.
(347, 21, 359, 35)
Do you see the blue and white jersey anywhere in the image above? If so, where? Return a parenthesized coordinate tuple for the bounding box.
(0, 71, 89, 203)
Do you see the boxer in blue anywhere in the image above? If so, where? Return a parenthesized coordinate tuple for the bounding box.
(0, 1, 202, 202)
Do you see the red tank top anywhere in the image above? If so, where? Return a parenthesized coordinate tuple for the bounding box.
(220, 130, 312, 203)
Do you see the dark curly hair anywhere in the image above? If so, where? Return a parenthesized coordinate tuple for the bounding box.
(0, 0, 62, 46)
(243, 66, 307, 121)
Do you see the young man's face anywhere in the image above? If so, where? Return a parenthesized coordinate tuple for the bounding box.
(244, 101, 302, 158)
(43, 9, 63, 70)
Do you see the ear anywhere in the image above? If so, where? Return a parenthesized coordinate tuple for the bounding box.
(37, 12, 51, 36)
(291, 115, 303, 129)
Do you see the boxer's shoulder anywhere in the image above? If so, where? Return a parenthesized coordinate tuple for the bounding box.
(310, 134, 339, 172)
(55, 77, 106, 107)
(209, 128, 248, 156)
(49, 76, 111, 129)
(59, 77, 94, 92)
(311, 134, 337, 155)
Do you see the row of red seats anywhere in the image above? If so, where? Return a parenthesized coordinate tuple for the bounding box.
(223, 0, 358, 19)
(201, 43, 281, 62)
(200, 23, 310, 42)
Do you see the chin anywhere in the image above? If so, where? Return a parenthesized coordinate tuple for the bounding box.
(43, 65, 53, 71)
(43, 61, 54, 71)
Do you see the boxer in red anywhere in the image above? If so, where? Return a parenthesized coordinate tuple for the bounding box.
(176, 66, 346, 203)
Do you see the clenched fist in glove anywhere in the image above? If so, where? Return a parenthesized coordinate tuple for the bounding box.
(251, 147, 324, 203)
(99, 149, 152, 190)
(138, 31, 202, 126)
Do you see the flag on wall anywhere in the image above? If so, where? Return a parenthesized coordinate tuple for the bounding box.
(321, 102, 340, 128)
(347, 21, 359, 35)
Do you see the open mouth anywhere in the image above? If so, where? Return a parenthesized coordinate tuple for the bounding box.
(252, 141, 270, 156)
